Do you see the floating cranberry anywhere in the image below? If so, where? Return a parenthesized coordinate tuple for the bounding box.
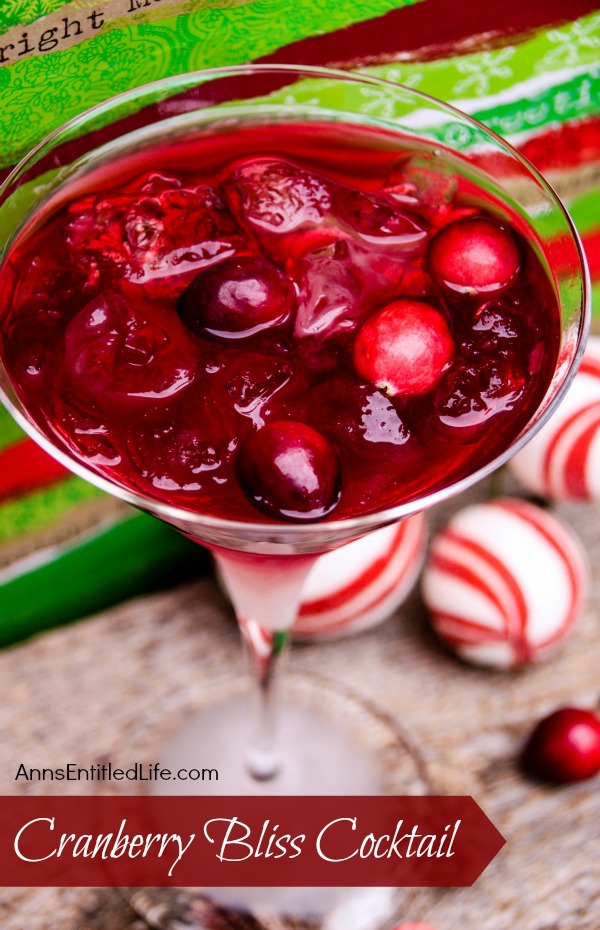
(178, 256, 295, 340)
(463, 300, 524, 356)
(212, 349, 298, 428)
(353, 300, 454, 397)
(522, 707, 600, 783)
(236, 421, 341, 521)
(9, 243, 79, 313)
(52, 396, 121, 468)
(429, 216, 521, 295)
(64, 290, 197, 407)
(382, 153, 484, 233)
(127, 400, 239, 495)
(305, 375, 411, 455)
(434, 355, 526, 433)
(6, 309, 65, 385)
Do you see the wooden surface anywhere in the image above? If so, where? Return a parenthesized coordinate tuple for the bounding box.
(1, 477, 600, 930)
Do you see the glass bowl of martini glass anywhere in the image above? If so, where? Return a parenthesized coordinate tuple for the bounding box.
(0, 64, 589, 923)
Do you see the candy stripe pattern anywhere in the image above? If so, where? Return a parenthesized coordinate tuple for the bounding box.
(509, 336, 600, 500)
(295, 514, 426, 640)
(239, 615, 274, 675)
(422, 498, 588, 668)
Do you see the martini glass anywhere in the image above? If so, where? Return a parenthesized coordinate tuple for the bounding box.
(0, 65, 589, 923)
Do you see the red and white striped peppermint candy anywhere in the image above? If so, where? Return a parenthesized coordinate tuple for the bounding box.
(509, 336, 600, 500)
(295, 513, 426, 640)
(422, 498, 588, 669)
(239, 615, 274, 669)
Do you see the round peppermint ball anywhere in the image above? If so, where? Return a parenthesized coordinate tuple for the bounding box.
(509, 336, 600, 500)
(421, 498, 588, 668)
(296, 514, 426, 640)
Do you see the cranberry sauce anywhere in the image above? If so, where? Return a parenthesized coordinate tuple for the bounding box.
(0, 121, 560, 523)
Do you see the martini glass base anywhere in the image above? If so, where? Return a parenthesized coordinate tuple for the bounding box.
(123, 675, 427, 929)
(148, 695, 392, 924)
(153, 694, 382, 796)
(124, 884, 398, 930)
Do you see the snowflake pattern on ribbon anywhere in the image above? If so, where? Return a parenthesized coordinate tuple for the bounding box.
(541, 14, 600, 70)
(453, 48, 516, 97)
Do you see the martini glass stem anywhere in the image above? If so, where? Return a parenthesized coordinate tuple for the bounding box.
(242, 622, 291, 780)
(212, 549, 318, 783)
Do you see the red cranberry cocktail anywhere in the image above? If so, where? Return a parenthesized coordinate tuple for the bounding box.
(1, 124, 560, 528)
(0, 69, 588, 830)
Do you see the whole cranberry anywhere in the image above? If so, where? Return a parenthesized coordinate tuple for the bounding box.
(429, 216, 520, 295)
(178, 255, 295, 340)
(522, 707, 600, 783)
(434, 354, 526, 434)
(64, 290, 197, 407)
(353, 299, 454, 397)
(236, 421, 341, 521)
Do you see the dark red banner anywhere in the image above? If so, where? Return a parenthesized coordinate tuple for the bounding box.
(0, 796, 504, 887)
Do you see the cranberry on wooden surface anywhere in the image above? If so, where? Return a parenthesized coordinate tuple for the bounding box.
(178, 255, 295, 340)
(353, 299, 454, 397)
(236, 420, 341, 521)
(429, 216, 520, 295)
(522, 707, 600, 783)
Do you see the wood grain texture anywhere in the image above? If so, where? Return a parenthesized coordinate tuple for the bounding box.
(1, 478, 599, 929)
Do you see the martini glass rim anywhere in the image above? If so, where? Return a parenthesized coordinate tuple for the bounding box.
(0, 63, 591, 544)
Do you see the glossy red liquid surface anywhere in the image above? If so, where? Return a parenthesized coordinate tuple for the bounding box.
(0, 122, 560, 523)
